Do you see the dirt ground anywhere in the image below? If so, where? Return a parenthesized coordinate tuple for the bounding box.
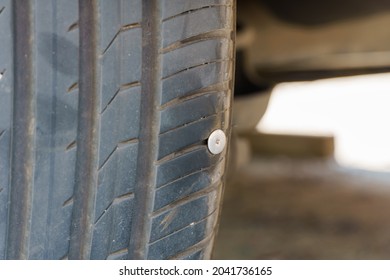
(213, 157, 390, 259)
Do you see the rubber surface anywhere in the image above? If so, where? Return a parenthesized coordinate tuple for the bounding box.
(0, 0, 234, 259)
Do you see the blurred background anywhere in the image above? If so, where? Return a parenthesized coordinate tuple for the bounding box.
(213, 0, 390, 259)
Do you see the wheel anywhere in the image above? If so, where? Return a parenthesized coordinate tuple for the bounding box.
(0, 0, 235, 259)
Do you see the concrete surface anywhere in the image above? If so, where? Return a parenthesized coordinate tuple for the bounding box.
(213, 157, 390, 259)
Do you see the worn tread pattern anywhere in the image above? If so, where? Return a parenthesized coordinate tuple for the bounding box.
(141, 0, 233, 260)
(0, 0, 12, 260)
(0, 0, 234, 260)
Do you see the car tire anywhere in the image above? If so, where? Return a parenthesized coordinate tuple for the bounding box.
(0, 0, 235, 259)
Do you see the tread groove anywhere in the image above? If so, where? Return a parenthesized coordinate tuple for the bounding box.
(101, 82, 141, 114)
(65, 140, 76, 151)
(121, 22, 141, 31)
(162, 59, 231, 80)
(101, 30, 120, 55)
(160, 81, 229, 109)
(7, 0, 35, 260)
(162, 5, 231, 22)
(157, 144, 205, 165)
(152, 181, 220, 218)
(168, 233, 214, 260)
(120, 81, 141, 90)
(161, 29, 231, 54)
(100, 88, 120, 114)
(127, 0, 161, 260)
(69, 0, 100, 260)
(67, 82, 78, 93)
(101, 22, 141, 55)
(0, 130, 5, 140)
(98, 137, 138, 172)
(159, 108, 227, 137)
(94, 192, 134, 224)
(118, 137, 138, 148)
(62, 196, 74, 208)
(113, 192, 134, 204)
(98, 147, 116, 171)
(107, 247, 128, 259)
(68, 21, 78, 32)
(156, 157, 224, 191)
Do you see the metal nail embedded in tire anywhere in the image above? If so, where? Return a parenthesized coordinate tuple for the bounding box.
(208, 129, 227, 155)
